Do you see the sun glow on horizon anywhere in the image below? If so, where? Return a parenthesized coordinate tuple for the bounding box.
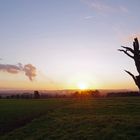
(77, 82, 89, 90)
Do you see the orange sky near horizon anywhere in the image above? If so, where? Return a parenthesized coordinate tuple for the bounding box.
(0, 0, 140, 91)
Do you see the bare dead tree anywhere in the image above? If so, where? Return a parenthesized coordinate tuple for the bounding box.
(118, 38, 140, 91)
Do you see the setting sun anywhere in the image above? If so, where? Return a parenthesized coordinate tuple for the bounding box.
(77, 82, 88, 90)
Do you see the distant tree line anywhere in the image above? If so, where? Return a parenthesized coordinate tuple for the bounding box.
(70, 90, 101, 98)
(0, 91, 40, 99)
(106, 91, 140, 97)
(1, 90, 140, 99)
(0, 90, 101, 99)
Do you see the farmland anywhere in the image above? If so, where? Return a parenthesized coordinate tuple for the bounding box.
(0, 97, 140, 140)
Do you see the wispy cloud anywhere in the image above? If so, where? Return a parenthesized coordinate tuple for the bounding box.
(90, 1, 113, 12)
(0, 64, 21, 74)
(119, 6, 129, 13)
(0, 63, 37, 81)
(82, 0, 129, 14)
(84, 15, 94, 20)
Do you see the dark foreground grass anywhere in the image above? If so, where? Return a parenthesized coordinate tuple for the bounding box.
(0, 99, 72, 134)
(0, 97, 140, 140)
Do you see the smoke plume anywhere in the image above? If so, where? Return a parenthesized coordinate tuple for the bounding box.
(0, 63, 37, 81)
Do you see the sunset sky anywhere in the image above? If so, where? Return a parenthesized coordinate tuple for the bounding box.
(0, 0, 140, 90)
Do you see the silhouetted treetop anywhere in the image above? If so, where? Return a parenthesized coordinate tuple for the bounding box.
(119, 38, 140, 91)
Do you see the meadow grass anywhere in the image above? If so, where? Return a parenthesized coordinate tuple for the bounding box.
(0, 97, 140, 140)
(0, 98, 72, 135)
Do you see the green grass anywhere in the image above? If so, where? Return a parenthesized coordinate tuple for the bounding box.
(0, 99, 72, 135)
(0, 97, 140, 140)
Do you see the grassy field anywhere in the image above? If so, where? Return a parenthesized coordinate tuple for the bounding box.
(0, 97, 140, 140)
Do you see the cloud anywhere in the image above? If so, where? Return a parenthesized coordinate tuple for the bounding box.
(90, 1, 113, 12)
(82, 0, 129, 14)
(0, 63, 37, 81)
(82, 0, 113, 12)
(84, 15, 94, 20)
(119, 6, 129, 13)
(24, 64, 36, 81)
(0, 64, 21, 74)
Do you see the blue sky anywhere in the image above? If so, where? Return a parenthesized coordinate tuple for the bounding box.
(0, 0, 140, 90)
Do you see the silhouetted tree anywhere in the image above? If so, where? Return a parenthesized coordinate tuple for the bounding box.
(34, 90, 40, 99)
(90, 90, 100, 97)
(15, 94, 20, 99)
(119, 38, 140, 91)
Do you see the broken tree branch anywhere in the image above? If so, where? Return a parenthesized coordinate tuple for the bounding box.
(118, 49, 134, 59)
(121, 46, 134, 54)
(124, 70, 136, 82)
